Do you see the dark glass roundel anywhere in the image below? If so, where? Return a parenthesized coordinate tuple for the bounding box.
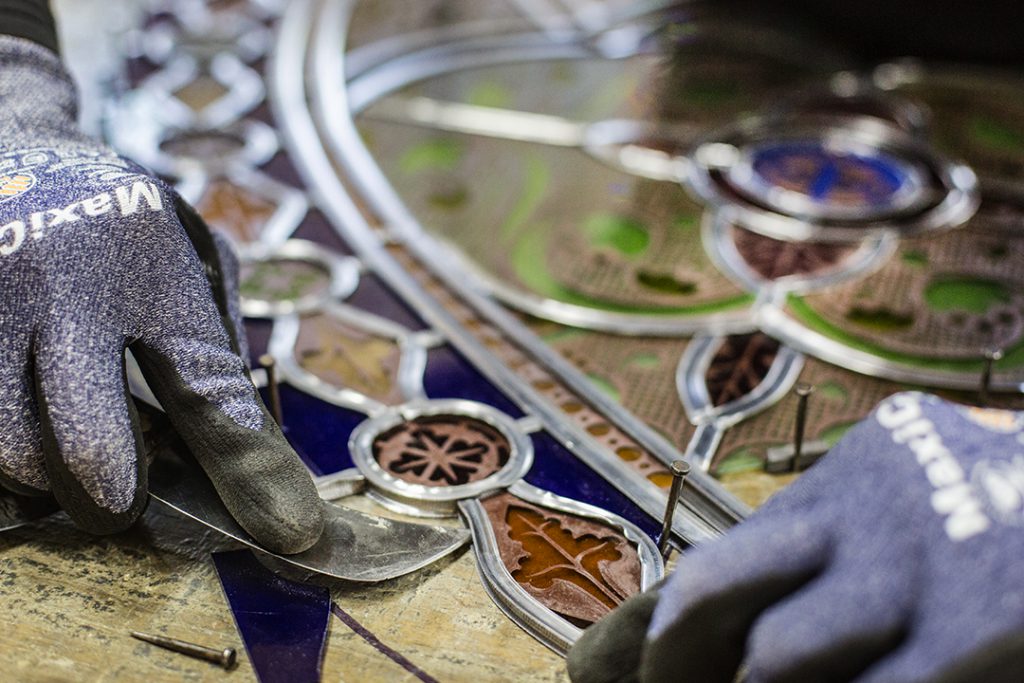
(734, 140, 923, 220)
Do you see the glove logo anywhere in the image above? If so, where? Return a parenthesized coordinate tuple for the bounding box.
(0, 179, 163, 257)
(0, 172, 36, 203)
(972, 456, 1024, 527)
(876, 393, 992, 541)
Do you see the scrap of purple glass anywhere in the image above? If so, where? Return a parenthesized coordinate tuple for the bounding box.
(213, 549, 331, 683)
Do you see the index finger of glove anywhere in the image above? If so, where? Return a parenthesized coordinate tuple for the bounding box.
(131, 321, 324, 555)
(744, 564, 909, 683)
(641, 513, 831, 683)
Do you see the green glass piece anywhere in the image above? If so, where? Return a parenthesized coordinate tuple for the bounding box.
(400, 139, 463, 174)
(501, 156, 550, 242)
(970, 116, 1024, 152)
(582, 213, 650, 257)
(586, 374, 621, 401)
(636, 270, 696, 295)
(846, 307, 914, 331)
(924, 277, 1010, 314)
(627, 352, 660, 369)
(466, 81, 512, 109)
(715, 447, 763, 475)
(901, 250, 928, 267)
(821, 421, 857, 447)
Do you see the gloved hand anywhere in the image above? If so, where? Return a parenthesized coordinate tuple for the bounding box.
(568, 392, 1024, 683)
(0, 33, 324, 554)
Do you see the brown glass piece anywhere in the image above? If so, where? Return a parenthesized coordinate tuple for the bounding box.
(160, 130, 246, 161)
(704, 333, 781, 407)
(482, 492, 641, 626)
(731, 225, 857, 280)
(196, 179, 277, 244)
(173, 75, 229, 112)
(294, 314, 405, 405)
(372, 415, 510, 486)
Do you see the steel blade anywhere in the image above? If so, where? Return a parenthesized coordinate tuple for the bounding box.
(149, 452, 469, 583)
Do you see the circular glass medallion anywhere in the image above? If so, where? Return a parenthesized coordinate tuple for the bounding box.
(349, 400, 534, 516)
(730, 140, 925, 222)
(238, 239, 360, 317)
(686, 114, 979, 242)
(372, 414, 511, 487)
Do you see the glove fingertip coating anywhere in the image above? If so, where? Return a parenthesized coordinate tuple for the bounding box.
(567, 588, 660, 683)
(134, 344, 324, 554)
(931, 631, 1024, 683)
(0, 467, 49, 497)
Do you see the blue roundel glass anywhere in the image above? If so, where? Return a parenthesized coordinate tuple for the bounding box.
(745, 141, 919, 216)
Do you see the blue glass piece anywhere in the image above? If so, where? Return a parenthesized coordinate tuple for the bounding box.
(213, 550, 331, 683)
(423, 346, 525, 418)
(525, 430, 661, 540)
(808, 158, 839, 201)
(260, 385, 365, 475)
(347, 273, 428, 331)
(751, 141, 909, 208)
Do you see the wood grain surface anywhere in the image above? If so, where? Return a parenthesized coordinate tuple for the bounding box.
(0, 499, 568, 682)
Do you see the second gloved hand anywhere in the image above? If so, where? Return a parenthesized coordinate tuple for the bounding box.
(569, 392, 1024, 682)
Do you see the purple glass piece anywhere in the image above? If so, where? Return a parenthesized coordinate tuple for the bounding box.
(347, 273, 428, 331)
(525, 430, 662, 540)
(263, 385, 364, 476)
(423, 346, 525, 418)
(244, 319, 273, 367)
(213, 550, 331, 683)
(291, 209, 354, 255)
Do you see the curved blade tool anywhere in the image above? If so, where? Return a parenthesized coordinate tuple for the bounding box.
(149, 452, 470, 583)
(0, 491, 59, 533)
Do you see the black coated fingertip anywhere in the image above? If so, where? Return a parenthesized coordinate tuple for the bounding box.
(567, 588, 660, 683)
(133, 344, 325, 554)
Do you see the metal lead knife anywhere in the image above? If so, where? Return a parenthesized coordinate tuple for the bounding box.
(0, 492, 59, 533)
(148, 450, 470, 582)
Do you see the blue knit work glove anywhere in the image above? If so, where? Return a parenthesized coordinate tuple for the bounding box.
(568, 392, 1024, 682)
(0, 36, 323, 554)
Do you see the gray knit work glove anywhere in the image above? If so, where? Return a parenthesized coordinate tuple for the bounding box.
(0, 35, 324, 554)
(568, 392, 1024, 683)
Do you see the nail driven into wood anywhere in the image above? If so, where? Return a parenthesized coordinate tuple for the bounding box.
(658, 460, 691, 561)
(259, 353, 283, 425)
(792, 383, 814, 473)
(979, 348, 1003, 408)
(130, 631, 237, 670)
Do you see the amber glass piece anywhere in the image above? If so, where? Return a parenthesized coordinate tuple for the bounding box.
(173, 75, 229, 112)
(482, 492, 642, 625)
(196, 179, 277, 244)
